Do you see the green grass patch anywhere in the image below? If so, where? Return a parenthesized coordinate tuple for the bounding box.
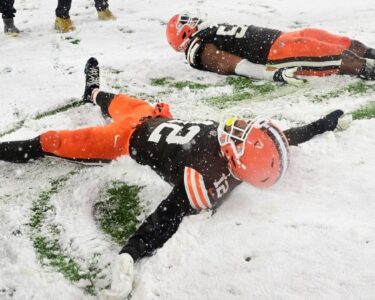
(151, 77, 212, 90)
(95, 181, 143, 245)
(64, 36, 80, 45)
(30, 170, 100, 295)
(206, 77, 277, 107)
(314, 81, 375, 102)
(0, 120, 25, 138)
(150, 76, 278, 108)
(225, 76, 275, 94)
(352, 102, 375, 120)
(34, 99, 83, 120)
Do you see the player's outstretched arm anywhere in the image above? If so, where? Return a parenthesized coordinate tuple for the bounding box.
(236, 60, 306, 85)
(100, 185, 195, 299)
(199, 43, 305, 84)
(284, 110, 349, 146)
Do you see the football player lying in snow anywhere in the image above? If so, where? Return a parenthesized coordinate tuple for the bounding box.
(166, 13, 375, 84)
(0, 58, 347, 300)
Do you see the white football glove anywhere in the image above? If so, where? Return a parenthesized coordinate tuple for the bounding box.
(99, 253, 134, 300)
(337, 113, 353, 131)
(273, 67, 307, 85)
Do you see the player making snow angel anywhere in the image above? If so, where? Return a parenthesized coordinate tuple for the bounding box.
(166, 12, 375, 84)
(0, 58, 349, 299)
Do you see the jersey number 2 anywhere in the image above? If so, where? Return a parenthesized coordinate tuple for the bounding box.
(148, 123, 200, 145)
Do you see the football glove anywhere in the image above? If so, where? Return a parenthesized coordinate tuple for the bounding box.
(99, 253, 134, 300)
(337, 113, 352, 131)
(273, 67, 307, 85)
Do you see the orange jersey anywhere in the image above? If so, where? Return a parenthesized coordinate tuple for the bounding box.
(40, 94, 173, 161)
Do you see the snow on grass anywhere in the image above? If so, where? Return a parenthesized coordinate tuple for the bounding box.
(1, 0, 375, 299)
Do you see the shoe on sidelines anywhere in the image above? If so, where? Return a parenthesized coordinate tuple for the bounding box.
(97, 9, 117, 20)
(3, 18, 20, 36)
(82, 57, 100, 103)
(55, 17, 75, 33)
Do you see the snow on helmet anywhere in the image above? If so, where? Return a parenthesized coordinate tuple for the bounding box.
(218, 116, 290, 188)
(166, 12, 202, 51)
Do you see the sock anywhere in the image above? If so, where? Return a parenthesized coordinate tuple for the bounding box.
(96, 91, 116, 118)
(0, 137, 44, 163)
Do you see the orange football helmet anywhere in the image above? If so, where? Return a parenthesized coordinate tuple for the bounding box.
(166, 13, 201, 52)
(218, 117, 289, 188)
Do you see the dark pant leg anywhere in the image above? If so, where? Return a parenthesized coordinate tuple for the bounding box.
(94, 0, 109, 11)
(55, 0, 72, 18)
(0, 0, 16, 19)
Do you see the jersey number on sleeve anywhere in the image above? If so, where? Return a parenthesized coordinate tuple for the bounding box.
(148, 122, 200, 145)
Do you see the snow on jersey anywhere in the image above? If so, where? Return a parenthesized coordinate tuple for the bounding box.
(185, 24, 282, 69)
(129, 118, 241, 209)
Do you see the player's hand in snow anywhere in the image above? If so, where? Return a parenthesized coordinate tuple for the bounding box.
(273, 67, 307, 85)
(99, 253, 134, 300)
(337, 113, 353, 131)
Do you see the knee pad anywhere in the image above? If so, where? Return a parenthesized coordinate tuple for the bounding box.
(40, 131, 62, 152)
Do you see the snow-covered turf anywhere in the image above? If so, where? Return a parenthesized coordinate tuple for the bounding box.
(1, 0, 375, 299)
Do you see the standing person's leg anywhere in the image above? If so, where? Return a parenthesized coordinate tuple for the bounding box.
(0, 0, 16, 19)
(55, 0, 71, 19)
(95, 0, 116, 20)
(1, 0, 19, 35)
(55, 0, 75, 32)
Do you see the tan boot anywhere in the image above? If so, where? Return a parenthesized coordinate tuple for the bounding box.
(97, 9, 116, 21)
(55, 17, 75, 33)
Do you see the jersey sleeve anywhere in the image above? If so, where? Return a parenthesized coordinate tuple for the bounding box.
(185, 37, 205, 70)
(183, 166, 213, 210)
(119, 182, 196, 261)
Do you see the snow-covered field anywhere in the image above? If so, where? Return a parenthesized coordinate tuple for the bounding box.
(1, 0, 375, 299)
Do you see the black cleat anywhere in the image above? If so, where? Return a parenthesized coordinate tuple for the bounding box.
(320, 109, 344, 131)
(82, 57, 100, 103)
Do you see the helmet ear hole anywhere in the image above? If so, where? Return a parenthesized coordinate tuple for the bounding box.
(182, 32, 187, 39)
